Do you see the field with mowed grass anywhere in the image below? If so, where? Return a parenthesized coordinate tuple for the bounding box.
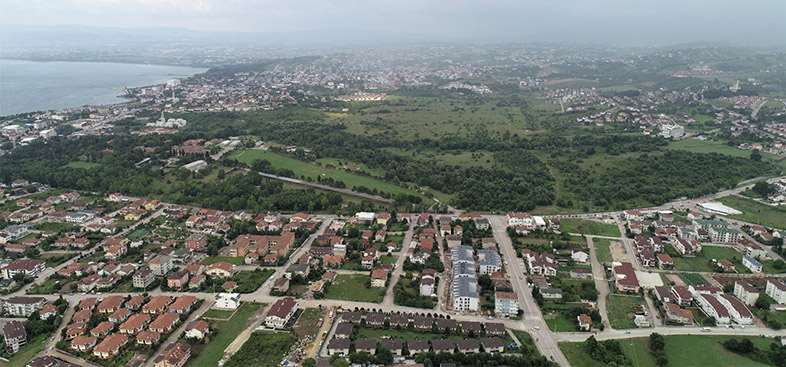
(561, 335, 778, 367)
(228, 148, 431, 202)
(716, 195, 786, 229)
(323, 274, 385, 303)
(559, 219, 621, 237)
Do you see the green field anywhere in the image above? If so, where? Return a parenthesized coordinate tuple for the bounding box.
(127, 229, 149, 240)
(670, 245, 744, 273)
(64, 161, 101, 169)
(667, 139, 754, 158)
(380, 254, 399, 265)
(356, 327, 467, 342)
(717, 195, 786, 229)
(323, 274, 385, 303)
(762, 260, 786, 274)
(231, 269, 275, 293)
(187, 302, 262, 367)
(560, 219, 621, 237)
(607, 295, 648, 329)
(543, 313, 578, 332)
(228, 148, 431, 202)
(592, 238, 613, 263)
(561, 335, 778, 367)
(202, 256, 245, 265)
(682, 273, 709, 285)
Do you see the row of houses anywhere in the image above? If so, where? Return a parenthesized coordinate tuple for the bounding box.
(327, 336, 506, 356)
(66, 295, 198, 360)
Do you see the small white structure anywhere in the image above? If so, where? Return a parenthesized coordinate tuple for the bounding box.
(183, 160, 207, 172)
(213, 293, 240, 310)
(355, 212, 376, 223)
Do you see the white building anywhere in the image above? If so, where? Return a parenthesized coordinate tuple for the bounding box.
(698, 202, 742, 216)
(183, 160, 207, 172)
(742, 255, 763, 273)
(452, 277, 478, 312)
(571, 250, 589, 264)
(213, 293, 240, 310)
(765, 279, 786, 304)
(733, 281, 760, 306)
(506, 213, 533, 227)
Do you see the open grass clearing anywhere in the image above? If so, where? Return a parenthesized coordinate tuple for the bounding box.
(561, 335, 778, 367)
(717, 195, 786, 229)
(560, 219, 621, 237)
(323, 274, 385, 303)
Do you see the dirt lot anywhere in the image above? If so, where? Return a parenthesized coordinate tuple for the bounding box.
(610, 240, 627, 262)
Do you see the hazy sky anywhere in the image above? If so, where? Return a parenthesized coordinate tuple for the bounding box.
(1, 0, 784, 45)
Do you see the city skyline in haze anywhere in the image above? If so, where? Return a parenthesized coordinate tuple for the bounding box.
(1, 0, 784, 47)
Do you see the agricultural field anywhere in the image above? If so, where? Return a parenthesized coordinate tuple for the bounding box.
(323, 274, 385, 303)
(559, 219, 621, 237)
(716, 195, 786, 229)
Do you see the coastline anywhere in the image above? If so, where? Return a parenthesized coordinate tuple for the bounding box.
(0, 59, 207, 117)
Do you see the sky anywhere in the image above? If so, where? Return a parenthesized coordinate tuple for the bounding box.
(1, 0, 784, 45)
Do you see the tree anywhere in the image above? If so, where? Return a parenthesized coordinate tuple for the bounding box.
(649, 333, 665, 351)
(750, 149, 762, 162)
(24, 246, 41, 258)
(302, 358, 316, 367)
(755, 295, 772, 310)
(752, 181, 775, 197)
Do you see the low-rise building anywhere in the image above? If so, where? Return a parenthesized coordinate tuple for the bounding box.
(153, 342, 191, 367)
(265, 297, 298, 329)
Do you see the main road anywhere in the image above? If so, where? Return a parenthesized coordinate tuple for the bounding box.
(488, 215, 570, 366)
